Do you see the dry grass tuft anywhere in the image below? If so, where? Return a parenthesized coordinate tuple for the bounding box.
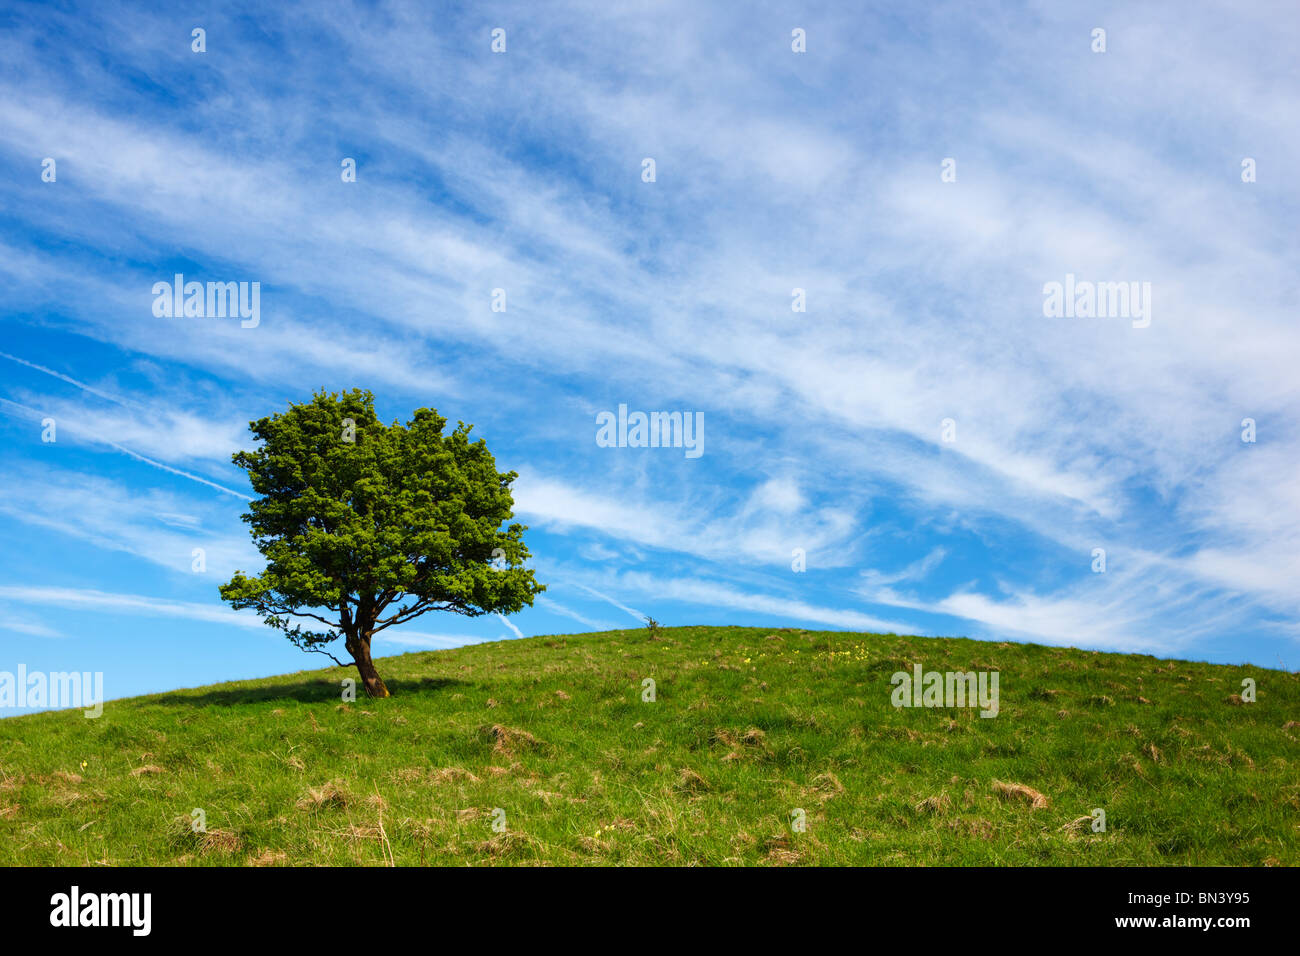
(760, 833, 803, 865)
(914, 792, 952, 815)
(201, 829, 242, 854)
(992, 779, 1049, 809)
(475, 831, 534, 857)
(480, 724, 544, 755)
(296, 780, 351, 810)
(712, 726, 771, 763)
(948, 817, 994, 839)
(674, 767, 710, 793)
(809, 772, 845, 800)
(430, 766, 481, 785)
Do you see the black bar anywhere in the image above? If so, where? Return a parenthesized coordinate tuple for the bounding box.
(3, 865, 1281, 942)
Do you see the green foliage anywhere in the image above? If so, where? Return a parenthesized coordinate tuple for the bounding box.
(1, 627, 1294, 866)
(218, 389, 543, 680)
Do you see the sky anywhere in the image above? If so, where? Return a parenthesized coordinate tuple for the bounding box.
(1, 0, 1298, 713)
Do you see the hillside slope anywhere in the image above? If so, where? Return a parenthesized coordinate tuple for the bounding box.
(0, 626, 1295, 866)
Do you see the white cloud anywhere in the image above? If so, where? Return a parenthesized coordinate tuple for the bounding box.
(0, 615, 64, 639)
(0, 586, 263, 629)
(0, 467, 258, 579)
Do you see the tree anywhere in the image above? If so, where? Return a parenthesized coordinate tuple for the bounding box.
(219, 389, 544, 697)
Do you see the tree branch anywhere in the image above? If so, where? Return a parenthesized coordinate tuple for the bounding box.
(303, 645, 356, 668)
(260, 603, 339, 629)
(370, 599, 468, 633)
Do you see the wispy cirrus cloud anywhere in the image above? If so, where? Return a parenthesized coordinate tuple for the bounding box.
(0, 585, 263, 630)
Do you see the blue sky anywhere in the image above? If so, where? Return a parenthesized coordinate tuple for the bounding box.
(2, 0, 1298, 712)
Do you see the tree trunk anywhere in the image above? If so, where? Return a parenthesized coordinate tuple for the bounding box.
(350, 636, 390, 698)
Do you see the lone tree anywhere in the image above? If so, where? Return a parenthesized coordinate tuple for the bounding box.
(219, 389, 543, 698)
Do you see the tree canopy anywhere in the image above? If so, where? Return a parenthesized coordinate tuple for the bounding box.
(219, 389, 543, 697)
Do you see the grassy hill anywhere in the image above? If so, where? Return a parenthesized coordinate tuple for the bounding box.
(0, 626, 1295, 866)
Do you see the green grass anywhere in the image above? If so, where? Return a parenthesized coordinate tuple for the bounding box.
(1, 626, 1296, 866)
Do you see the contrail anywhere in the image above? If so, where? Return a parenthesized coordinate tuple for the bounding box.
(0, 397, 251, 500)
(101, 437, 252, 500)
(572, 582, 646, 623)
(0, 350, 137, 407)
(495, 612, 524, 639)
